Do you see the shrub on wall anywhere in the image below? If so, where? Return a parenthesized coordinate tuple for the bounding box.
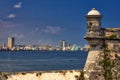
(107, 34, 117, 39)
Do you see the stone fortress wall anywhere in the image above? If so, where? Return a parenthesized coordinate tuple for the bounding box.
(84, 8, 120, 80)
(104, 28, 120, 52)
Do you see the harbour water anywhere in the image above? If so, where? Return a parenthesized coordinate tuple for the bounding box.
(0, 51, 88, 72)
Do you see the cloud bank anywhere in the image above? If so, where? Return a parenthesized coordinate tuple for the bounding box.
(41, 26, 62, 34)
(7, 14, 16, 19)
(14, 2, 22, 9)
(10, 34, 24, 39)
(0, 20, 16, 28)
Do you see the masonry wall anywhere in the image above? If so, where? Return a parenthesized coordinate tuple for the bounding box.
(83, 50, 102, 79)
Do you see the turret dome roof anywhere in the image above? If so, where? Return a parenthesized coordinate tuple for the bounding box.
(87, 8, 101, 16)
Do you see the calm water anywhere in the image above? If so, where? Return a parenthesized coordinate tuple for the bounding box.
(0, 51, 88, 72)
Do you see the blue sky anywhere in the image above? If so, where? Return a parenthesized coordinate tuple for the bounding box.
(0, 0, 120, 46)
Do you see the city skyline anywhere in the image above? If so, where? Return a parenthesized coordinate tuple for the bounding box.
(0, 0, 120, 47)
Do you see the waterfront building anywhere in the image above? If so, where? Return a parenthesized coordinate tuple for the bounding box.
(60, 40, 67, 50)
(71, 45, 82, 51)
(7, 37, 15, 49)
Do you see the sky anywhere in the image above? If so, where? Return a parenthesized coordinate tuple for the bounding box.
(0, 0, 120, 47)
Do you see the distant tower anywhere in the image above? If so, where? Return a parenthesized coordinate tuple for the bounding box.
(60, 40, 67, 50)
(8, 37, 15, 49)
(84, 8, 103, 50)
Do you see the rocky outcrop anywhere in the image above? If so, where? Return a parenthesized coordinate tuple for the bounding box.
(0, 70, 82, 80)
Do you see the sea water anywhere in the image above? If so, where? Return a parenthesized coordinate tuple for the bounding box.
(0, 51, 88, 72)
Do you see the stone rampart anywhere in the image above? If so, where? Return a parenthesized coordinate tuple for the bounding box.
(84, 50, 102, 79)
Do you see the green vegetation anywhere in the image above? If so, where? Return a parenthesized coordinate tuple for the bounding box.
(3, 74, 8, 79)
(21, 73, 26, 75)
(79, 70, 85, 80)
(113, 54, 120, 79)
(77, 70, 85, 80)
(99, 44, 115, 80)
(107, 34, 117, 39)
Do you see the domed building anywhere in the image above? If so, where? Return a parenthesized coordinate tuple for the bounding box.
(84, 8, 120, 79)
(84, 8, 120, 50)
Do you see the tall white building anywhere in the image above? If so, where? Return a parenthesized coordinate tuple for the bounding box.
(60, 40, 67, 50)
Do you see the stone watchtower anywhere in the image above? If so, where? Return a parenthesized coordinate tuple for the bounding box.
(85, 8, 103, 50)
(84, 8, 104, 79)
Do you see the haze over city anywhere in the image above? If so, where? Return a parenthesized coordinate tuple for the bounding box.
(0, 0, 120, 46)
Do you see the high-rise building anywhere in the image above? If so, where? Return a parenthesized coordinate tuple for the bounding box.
(60, 40, 67, 50)
(7, 37, 15, 49)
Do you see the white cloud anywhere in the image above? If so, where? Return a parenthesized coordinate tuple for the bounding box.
(41, 26, 62, 34)
(14, 2, 22, 9)
(8, 14, 16, 19)
(38, 39, 54, 45)
(10, 34, 24, 39)
(0, 20, 16, 28)
(0, 20, 16, 37)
